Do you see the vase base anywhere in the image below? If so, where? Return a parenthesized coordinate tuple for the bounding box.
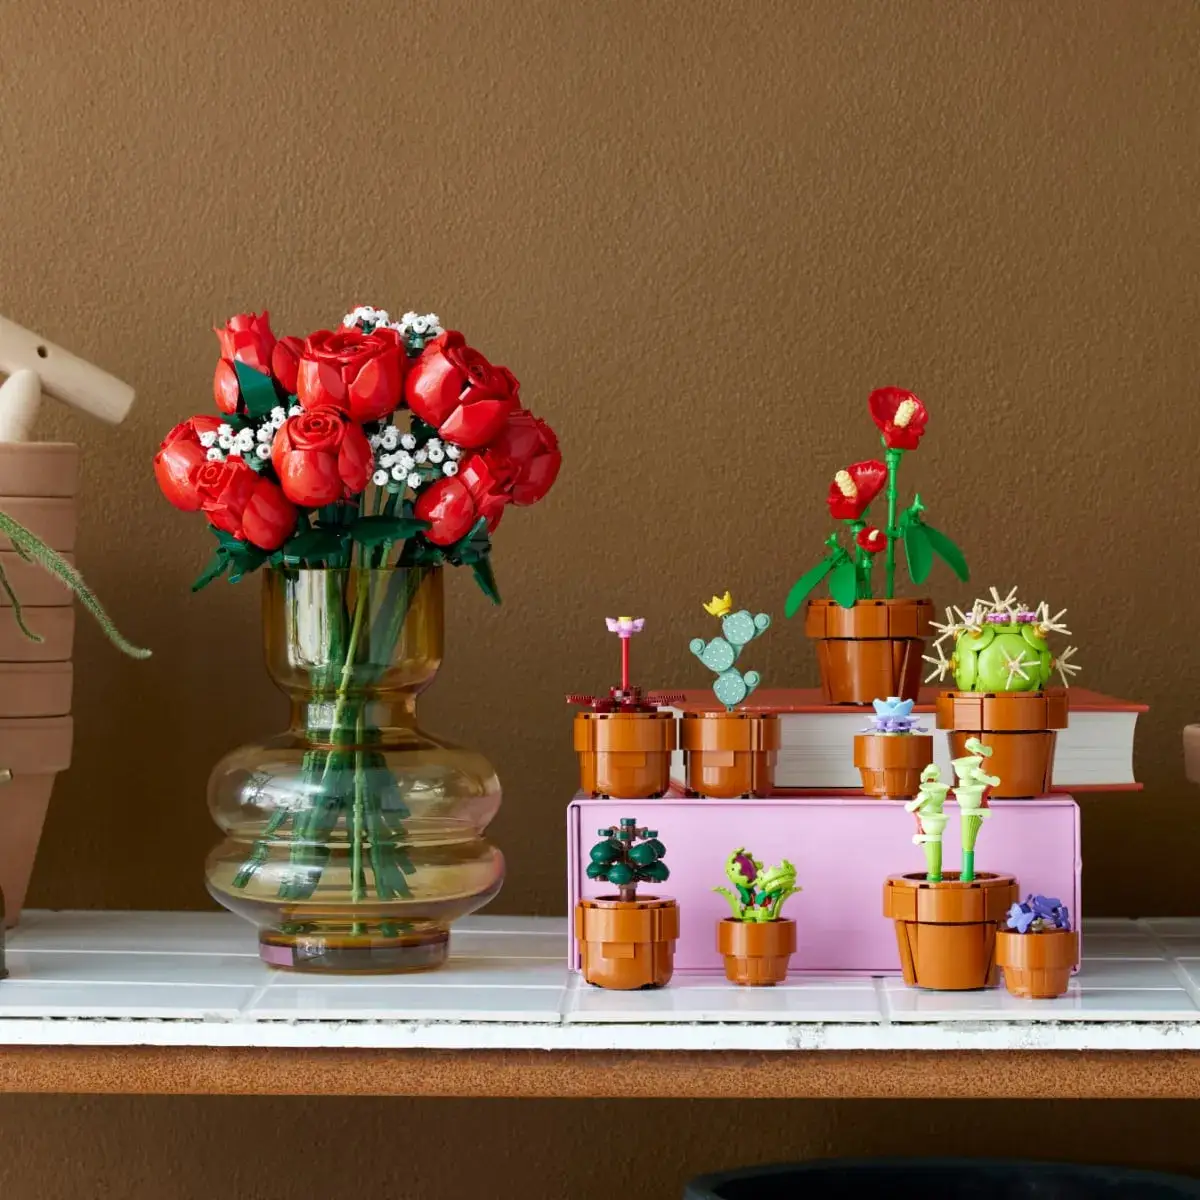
(258, 925, 449, 974)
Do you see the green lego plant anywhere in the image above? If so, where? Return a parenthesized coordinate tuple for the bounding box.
(690, 591, 770, 709)
(586, 818, 668, 903)
(714, 848, 800, 921)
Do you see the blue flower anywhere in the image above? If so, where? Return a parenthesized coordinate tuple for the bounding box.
(1029, 894, 1061, 918)
(872, 696, 914, 720)
(1006, 902, 1036, 933)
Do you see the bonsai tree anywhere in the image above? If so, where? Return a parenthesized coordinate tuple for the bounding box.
(586, 817, 668, 902)
(905, 737, 999, 883)
(715, 849, 800, 921)
(784, 388, 969, 617)
(689, 593, 770, 709)
(923, 586, 1080, 690)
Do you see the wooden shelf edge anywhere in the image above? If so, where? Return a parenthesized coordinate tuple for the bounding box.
(2, 1047, 1200, 1099)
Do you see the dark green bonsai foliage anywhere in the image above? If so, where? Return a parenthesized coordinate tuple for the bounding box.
(586, 818, 668, 902)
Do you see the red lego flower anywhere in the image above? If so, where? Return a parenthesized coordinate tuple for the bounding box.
(856, 525, 886, 554)
(868, 388, 928, 450)
(827, 460, 886, 520)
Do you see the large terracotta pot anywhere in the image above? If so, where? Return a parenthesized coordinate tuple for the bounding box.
(853, 732, 933, 800)
(717, 917, 796, 986)
(680, 711, 779, 798)
(0, 442, 78, 927)
(996, 929, 1079, 999)
(575, 895, 678, 989)
(805, 597, 933, 704)
(883, 871, 1017, 990)
(936, 689, 1068, 799)
(573, 711, 676, 798)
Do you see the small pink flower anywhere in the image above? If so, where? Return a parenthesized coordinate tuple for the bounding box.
(605, 617, 645, 638)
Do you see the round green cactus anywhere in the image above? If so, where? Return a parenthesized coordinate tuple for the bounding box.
(953, 621, 1054, 692)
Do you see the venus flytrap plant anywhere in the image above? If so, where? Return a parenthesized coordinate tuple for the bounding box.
(714, 849, 801, 922)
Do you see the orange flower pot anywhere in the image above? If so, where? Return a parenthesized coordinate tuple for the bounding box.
(717, 917, 796, 986)
(573, 711, 676, 798)
(805, 598, 933, 705)
(853, 732, 933, 800)
(883, 871, 1017, 990)
(936, 690, 1068, 798)
(996, 929, 1079, 999)
(680, 712, 779, 798)
(575, 896, 678, 989)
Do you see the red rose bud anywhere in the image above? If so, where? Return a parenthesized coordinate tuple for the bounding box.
(856, 525, 886, 554)
(193, 458, 296, 551)
(404, 331, 519, 449)
(241, 478, 298, 551)
(827, 460, 886, 520)
(413, 476, 479, 546)
(271, 335, 303, 396)
(457, 454, 510, 532)
(483, 409, 561, 506)
(271, 406, 373, 507)
(213, 312, 278, 415)
(154, 415, 224, 511)
(868, 387, 928, 451)
(297, 326, 405, 423)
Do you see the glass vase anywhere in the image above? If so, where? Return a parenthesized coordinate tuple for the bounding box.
(206, 566, 503, 973)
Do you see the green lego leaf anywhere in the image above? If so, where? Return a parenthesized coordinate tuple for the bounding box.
(232, 361, 279, 420)
(191, 549, 230, 592)
(470, 556, 502, 605)
(922, 523, 970, 582)
(282, 528, 348, 562)
(828, 556, 858, 608)
(348, 515, 431, 548)
(903, 521, 933, 585)
(784, 553, 836, 619)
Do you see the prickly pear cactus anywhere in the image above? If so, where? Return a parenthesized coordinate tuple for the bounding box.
(691, 594, 771, 710)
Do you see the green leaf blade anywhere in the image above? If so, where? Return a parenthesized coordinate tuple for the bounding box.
(470, 557, 501, 605)
(922, 523, 970, 582)
(828, 556, 859, 608)
(232, 362, 279, 420)
(349, 515, 432, 548)
(784, 555, 836, 618)
(903, 521, 933, 585)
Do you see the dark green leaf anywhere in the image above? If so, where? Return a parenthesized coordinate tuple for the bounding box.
(212, 527, 242, 549)
(233, 361, 279, 420)
(922, 523, 971, 582)
(224, 541, 269, 582)
(348, 515, 432, 548)
(191, 550, 230, 592)
(219, 412, 252, 433)
(784, 554, 836, 618)
(444, 516, 492, 566)
(828, 556, 858, 608)
(282, 528, 348, 562)
(470, 556, 501, 605)
(903, 521, 933, 585)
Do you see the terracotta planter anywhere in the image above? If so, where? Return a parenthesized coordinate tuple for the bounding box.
(680, 711, 779, 798)
(0, 442, 78, 927)
(804, 597, 933, 704)
(883, 871, 1017, 990)
(853, 732, 933, 800)
(573, 711, 676, 798)
(996, 929, 1079, 999)
(936, 690, 1068, 798)
(575, 895, 678, 989)
(717, 917, 796, 986)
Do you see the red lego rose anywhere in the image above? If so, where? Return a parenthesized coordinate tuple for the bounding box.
(458, 454, 510, 532)
(271, 335, 304, 396)
(413, 476, 479, 546)
(856, 525, 886, 554)
(868, 387, 928, 451)
(271, 406, 373, 507)
(404, 332, 519, 448)
(827, 460, 887, 520)
(297, 326, 405, 423)
(153, 415, 224, 512)
(213, 312, 278, 414)
(482, 408, 561, 506)
(193, 458, 296, 551)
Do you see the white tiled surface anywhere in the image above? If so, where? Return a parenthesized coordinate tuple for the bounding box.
(4, 912, 1200, 1050)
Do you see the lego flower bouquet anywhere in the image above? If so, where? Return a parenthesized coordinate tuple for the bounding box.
(154, 305, 560, 971)
(783, 388, 969, 703)
(714, 849, 800, 985)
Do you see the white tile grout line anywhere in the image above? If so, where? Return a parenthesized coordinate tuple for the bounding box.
(1135, 919, 1200, 1006)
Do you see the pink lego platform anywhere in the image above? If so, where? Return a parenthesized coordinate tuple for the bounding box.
(566, 794, 1081, 975)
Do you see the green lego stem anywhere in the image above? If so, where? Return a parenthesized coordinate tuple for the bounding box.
(849, 520, 873, 600)
(961, 847, 975, 883)
(925, 838, 942, 883)
(883, 446, 902, 599)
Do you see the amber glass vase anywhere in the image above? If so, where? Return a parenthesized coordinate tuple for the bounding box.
(206, 566, 503, 973)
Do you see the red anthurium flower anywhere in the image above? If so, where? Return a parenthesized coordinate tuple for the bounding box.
(213, 312, 278, 415)
(404, 331, 519, 449)
(271, 407, 373, 507)
(271, 335, 304, 396)
(193, 458, 297, 551)
(481, 409, 561, 507)
(827, 460, 886, 520)
(154, 415, 224, 511)
(297, 326, 405, 424)
(868, 387, 928, 450)
(856, 526, 886, 554)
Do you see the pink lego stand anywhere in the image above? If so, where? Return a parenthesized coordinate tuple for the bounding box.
(567, 794, 1081, 975)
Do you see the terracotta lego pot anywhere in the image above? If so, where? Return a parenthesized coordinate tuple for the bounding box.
(680, 711, 780, 799)
(853, 732, 933, 800)
(0, 442, 78, 927)
(804, 597, 933, 704)
(717, 917, 796, 986)
(575, 895, 678, 989)
(883, 871, 1017, 990)
(996, 929, 1079, 999)
(573, 711, 676, 798)
(936, 689, 1068, 798)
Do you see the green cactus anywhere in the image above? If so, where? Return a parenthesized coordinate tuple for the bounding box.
(691, 593, 770, 710)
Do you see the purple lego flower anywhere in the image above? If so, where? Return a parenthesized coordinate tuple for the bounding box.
(1006, 902, 1036, 933)
(863, 696, 926, 735)
(1029, 895, 1060, 918)
(1008, 895, 1071, 933)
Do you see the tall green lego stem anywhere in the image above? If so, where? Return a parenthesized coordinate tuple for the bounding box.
(961, 813, 984, 883)
(925, 838, 943, 884)
(883, 446, 902, 599)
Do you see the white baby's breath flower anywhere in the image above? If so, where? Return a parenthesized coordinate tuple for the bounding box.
(255, 444, 271, 461)
(235, 430, 255, 452)
(395, 451, 415, 473)
(427, 445, 444, 464)
(411, 316, 429, 335)
(444, 443, 461, 460)
(288, 404, 303, 417)
(390, 466, 407, 482)
(380, 427, 399, 450)
(378, 452, 395, 468)
(368, 433, 383, 449)
(407, 472, 422, 489)
(217, 423, 233, 439)
(424, 313, 442, 335)
(256, 424, 274, 443)
(217, 432, 235, 450)
(426, 438, 441, 451)
(414, 448, 428, 464)
(442, 460, 458, 477)
(373, 469, 389, 486)
(270, 406, 286, 426)
(400, 432, 417, 450)
(198, 430, 218, 449)
(399, 311, 419, 330)
(206, 447, 224, 462)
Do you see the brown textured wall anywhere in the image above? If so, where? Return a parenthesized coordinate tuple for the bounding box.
(1, 0, 1199, 1195)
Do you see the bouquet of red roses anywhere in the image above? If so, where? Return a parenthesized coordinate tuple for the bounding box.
(155, 304, 559, 594)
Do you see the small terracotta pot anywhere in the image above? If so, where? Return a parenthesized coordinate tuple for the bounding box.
(936, 690, 1068, 798)
(573, 711, 676, 798)
(575, 895, 678, 989)
(883, 871, 1017, 990)
(805, 598, 933, 704)
(996, 929, 1079, 999)
(717, 917, 796, 986)
(680, 711, 779, 798)
(853, 732, 933, 800)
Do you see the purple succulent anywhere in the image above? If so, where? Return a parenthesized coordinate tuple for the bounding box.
(1008, 894, 1072, 933)
(1006, 902, 1036, 933)
(1029, 895, 1060, 918)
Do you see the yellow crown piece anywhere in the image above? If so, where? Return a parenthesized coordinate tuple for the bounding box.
(704, 592, 733, 617)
